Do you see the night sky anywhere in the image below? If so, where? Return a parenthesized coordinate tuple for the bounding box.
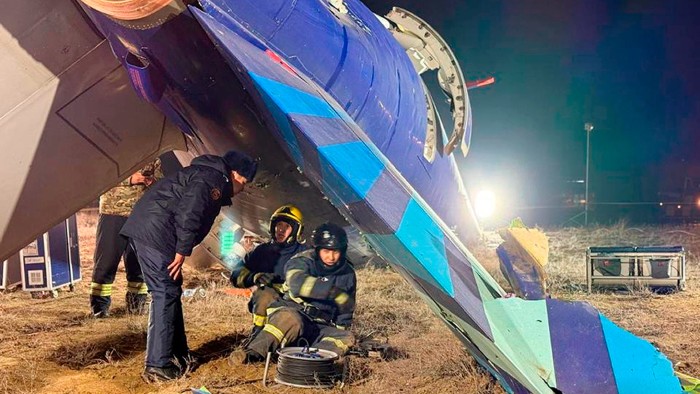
(364, 0, 700, 222)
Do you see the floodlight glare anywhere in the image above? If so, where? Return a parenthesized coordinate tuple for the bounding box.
(475, 190, 496, 219)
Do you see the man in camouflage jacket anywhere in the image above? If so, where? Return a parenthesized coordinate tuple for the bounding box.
(90, 158, 163, 317)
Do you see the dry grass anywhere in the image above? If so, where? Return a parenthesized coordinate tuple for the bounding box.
(0, 212, 697, 393)
(0, 211, 501, 394)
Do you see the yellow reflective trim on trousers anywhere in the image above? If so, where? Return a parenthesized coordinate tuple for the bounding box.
(90, 282, 113, 296)
(320, 337, 349, 352)
(237, 267, 250, 287)
(253, 314, 266, 327)
(272, 283, 284, 293)
(127, 281, 148, 295)
(299, 276, 317, 297)
(263, 324, 285, 342)
(334, 291, 349, 305)
(285, 268, 304, 282)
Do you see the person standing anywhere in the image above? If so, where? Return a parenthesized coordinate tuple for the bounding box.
(120, 151, 257, 382)
(90, 159, 162, 318)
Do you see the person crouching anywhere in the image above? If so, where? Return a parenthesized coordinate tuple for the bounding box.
(235, 222, 356, 363)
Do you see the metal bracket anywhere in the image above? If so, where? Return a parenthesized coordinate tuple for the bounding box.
(384, 7, 470, 157)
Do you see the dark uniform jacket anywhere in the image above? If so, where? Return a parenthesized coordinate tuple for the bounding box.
(283, 250, 356, 328)
(231, 241, 307, 289)
(120, 155, 233, 256)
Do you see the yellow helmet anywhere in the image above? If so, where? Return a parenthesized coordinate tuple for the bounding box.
(269, 204, 304, 244)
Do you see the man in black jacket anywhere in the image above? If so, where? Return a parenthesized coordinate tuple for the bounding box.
(236, 223, 356, 363)
(121, 151, 257, 382)
(230, 204, 308, 340)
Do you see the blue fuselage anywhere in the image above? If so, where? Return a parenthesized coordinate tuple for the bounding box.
(83, 0, 478, 244)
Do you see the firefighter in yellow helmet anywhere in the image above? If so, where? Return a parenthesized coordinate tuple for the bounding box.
(230, 205, 308, 340)
(235, 222, 356, 363)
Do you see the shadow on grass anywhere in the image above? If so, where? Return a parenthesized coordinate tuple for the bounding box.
(51, 331, 146, 369)
(192, 332, 248, 363)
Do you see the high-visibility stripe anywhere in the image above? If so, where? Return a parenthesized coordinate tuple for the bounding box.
(253, 314, 266, 327)
(272, 283, 285, 293)
(90, 282, 112, 297)
(334, 291, 349, 305)
(127, 281, 148, 295)
(287, 292, 306, 306)
(320, 337, 349, 352)
(300, 276, 317, 297)
(237, 267, 251, 287)
(286, 268, 304, 282)
(263, 324, 285, 342)
(266, 306, 283, 316)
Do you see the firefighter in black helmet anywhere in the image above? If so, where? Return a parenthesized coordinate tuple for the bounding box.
(234, 222, 356, 363)
(230, 205, 307, 339)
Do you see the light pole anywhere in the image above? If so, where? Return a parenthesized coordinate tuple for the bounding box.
(584, 122, 595, 225)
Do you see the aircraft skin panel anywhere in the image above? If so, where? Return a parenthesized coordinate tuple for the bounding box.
(0, 0, 103, 116)
(317, 142, 385, 201)
(198, 0, 481, 246)
(413, 274, 537, 394)
(395, 197, 454, 295)
(599, 315, 681, 394)
(546, 300, 619, 393)
(497, 245, 548, 300)
(481, 298, 557, 388)
(317, 145, 379, 208)
(344, 170, 411, 235)
(0, 7, 185, 261)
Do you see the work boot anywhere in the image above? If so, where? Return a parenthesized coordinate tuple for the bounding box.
(90, 295, 111, 318)
(126, 293, 148, 315)
(142, 366, 182, 382)
(230, 348, 265, 364)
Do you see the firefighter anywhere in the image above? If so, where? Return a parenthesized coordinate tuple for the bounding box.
(90, 159, 163, 318)
(230, 204, 308, 340)
(236, 222, 356, 363)
(120, 150, 257, 382)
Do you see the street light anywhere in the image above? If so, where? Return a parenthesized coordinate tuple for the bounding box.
(584, 122, 595, 225)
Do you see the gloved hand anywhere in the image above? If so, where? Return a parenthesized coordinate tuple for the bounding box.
(330, 287, 355, 314)
(253, 272, 277, 287)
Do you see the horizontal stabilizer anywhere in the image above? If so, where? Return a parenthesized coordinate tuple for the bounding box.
(0, 1, 185, 261)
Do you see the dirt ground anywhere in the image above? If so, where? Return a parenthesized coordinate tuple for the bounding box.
(0, 212, 698, 393)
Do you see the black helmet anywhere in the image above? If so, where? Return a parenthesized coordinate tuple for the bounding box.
(312, 223, 348, 253)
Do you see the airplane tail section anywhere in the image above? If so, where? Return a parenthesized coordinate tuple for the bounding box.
(189, 5, 684, 392)
(0, 0, 186, 261)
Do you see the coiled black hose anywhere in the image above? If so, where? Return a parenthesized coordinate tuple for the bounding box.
(275, 347, 340, 388)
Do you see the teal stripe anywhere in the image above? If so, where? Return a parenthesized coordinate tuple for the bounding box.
(396, 197, 453, 295)
(599, 315, 681, 394)
(481, 297, 556, 388)
(249, 72, 338, 118)
(318, 142, 385, 199)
